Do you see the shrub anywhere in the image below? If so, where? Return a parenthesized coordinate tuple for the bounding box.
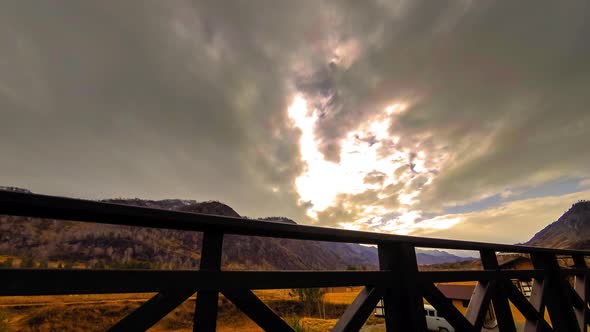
(0, 309, 9, 332)
(0, 258, 13, 268)
(288, 316, 308, 332)
(20, 257, 35, 268)
(289, 288, 326, 318)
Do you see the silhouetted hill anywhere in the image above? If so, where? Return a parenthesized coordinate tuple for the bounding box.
(0, 186, 32, 194)
(524, 201, 590, 250)
(0, 190, 481, 269)
(103, 198, 242, 218)
(0, 196, 380, 270)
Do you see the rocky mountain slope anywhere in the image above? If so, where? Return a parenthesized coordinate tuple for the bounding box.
(524, 200, 590, 250)
(0, 188, 476, 269)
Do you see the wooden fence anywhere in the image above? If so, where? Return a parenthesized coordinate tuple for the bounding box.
(0, 191, 588, 331)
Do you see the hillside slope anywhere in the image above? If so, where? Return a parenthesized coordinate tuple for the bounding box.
(0, 198, 380, 270)
(524, 201, 590, 249)
(0, 189, 476, 268)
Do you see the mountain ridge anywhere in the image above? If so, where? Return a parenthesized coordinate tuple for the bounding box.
(523, 200, 590, 250)
(0, 188, 473, 268)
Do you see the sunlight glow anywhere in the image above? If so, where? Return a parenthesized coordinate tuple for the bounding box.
(287, 95, 452, 234)
(385, 103, 407, 115)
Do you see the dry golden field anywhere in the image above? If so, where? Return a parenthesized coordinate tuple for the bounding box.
(0, 288, 384, 331)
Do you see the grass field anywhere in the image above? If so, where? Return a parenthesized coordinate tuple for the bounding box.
(0, 288, 384, 331)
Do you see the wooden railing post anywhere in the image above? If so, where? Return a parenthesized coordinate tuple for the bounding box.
(193, 232, 224, 332)
(480, 250, 516, 332)
(573, 255, 589, 332)
(465, 278, 494, 331)
(523, 272, 547, 332)
(531, 253, 580, 332)
(378, 243, 427, 332)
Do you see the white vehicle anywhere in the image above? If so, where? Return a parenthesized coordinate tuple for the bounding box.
(424, 304, 454, 332)
(375, 301, 454, 332)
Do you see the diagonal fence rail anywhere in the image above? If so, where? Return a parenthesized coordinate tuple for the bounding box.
(0, 191, 589, 332)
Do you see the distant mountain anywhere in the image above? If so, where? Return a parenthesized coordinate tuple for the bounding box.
(415, 249, 476, 265)
(524, 201, 590, 250)
(0, 189, 476, 269)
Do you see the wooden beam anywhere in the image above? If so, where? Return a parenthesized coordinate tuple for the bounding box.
(422, 282, 474, 332)
(378, 244, 427, 332)
(480, 250, 516, 332)
(504, 280, 552, 332)
(222, 289, 294, 332)
(419, 269, 543, 283)
(524, 276, 550, 332)
(107, 288, 195, 332)
(0, 269, 393, 296)
(573, 255, 589, 331)
(569, 283, 586, 309)
(194, 231, 223, 332)
(465, 280, 494, 331)
(331, 287, 384, 332)
(531, 253, 580, 332)
(562, 269, 590, 276)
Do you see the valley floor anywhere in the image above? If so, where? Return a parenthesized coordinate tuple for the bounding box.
(0, 288, 384, 331)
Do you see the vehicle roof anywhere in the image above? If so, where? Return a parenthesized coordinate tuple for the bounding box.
(424, 304, 435, 311)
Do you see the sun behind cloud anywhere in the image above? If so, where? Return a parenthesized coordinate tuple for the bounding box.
(287, 95, 452, 234)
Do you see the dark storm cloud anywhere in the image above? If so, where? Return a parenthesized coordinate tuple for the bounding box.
(300, 0, 590, 211)
(2, 0, 590, 228)
(0, 1, 328, 220)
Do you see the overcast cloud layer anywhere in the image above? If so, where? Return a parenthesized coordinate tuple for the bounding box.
(1, 1, 589, 243)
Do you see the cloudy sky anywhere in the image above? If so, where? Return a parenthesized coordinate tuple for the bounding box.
(2, 1, 590, 244)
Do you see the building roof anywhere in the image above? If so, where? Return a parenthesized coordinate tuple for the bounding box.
(437, 284, 475, 301)
(498, 255, 531, 268)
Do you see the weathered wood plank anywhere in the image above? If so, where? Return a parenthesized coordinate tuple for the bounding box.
(573, 255, 589, 331)
(0, 269, 393, 295)
(531, 253, 579, 332)
(524, 276, 550, 332)
(419, 270, 543, 283)
(504, 280, 552, 332)
(379, 244, 427, 332)
(570, 283, 586, 309)
(422, 281, 474, 332)
(465, 280, 494, 331)
(194, 231, 224, 332)
(480, 250, 516, 332)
